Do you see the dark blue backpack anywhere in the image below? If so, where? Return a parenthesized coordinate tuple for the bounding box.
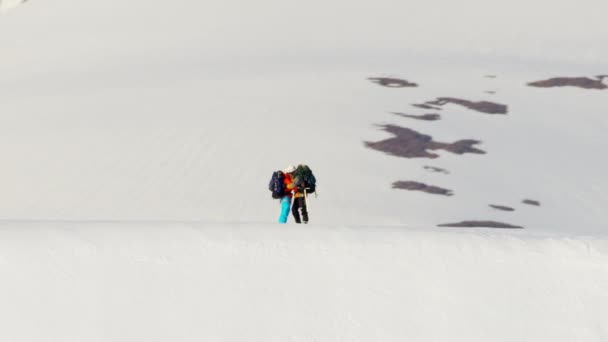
(268, 171, 285, 199)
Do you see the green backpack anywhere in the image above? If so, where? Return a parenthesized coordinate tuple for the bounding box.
(293, 165, 317, 194)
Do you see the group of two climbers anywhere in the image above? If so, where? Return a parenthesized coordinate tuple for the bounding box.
(269, 164, 316, 224)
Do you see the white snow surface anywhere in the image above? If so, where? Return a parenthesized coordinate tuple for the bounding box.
(0, 0, 25, 12)
(1, 0, 608, 340)
(1, 222, 607, 341)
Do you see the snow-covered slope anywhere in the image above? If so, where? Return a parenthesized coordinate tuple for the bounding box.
(1, 222, 607, 342)
(1, 1, 607, 340)
(0, 0, 607, 230)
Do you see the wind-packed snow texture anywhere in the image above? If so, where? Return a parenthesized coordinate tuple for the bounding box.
(1, 222, 607, 342)
(1, 0, 607, 341)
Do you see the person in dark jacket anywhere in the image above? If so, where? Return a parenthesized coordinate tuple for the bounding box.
(290, 165, 311, 224)
(291, 188, 308, 224)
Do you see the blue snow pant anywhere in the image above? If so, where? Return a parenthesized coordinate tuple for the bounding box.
(278, 196, 291, 223)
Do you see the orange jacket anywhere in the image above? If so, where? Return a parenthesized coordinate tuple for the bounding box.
(284, 173, 306, 198)
(283, 173, 299, 197)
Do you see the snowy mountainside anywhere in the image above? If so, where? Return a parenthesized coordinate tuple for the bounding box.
(0, 0, 608, 232)
(1, 1, 608, 341)
(0, 2, 606, 231)
(0, 21, 605, 231)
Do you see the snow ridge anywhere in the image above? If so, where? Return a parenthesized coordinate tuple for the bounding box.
(1, 222, 607, 341)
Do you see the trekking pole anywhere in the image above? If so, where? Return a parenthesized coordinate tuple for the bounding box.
(304, 188, 308, 209)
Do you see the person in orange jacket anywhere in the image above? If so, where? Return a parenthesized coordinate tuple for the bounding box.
(278, 165, 297, 223)
(278, 164, 310, 224)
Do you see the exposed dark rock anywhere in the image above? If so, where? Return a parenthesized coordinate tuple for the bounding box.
(424, 166, 450, 174)
(392, 181, 453, 196)
(527, 76, 607, 90)
(484, 75, 497, 78)
(365, 124, 485, 159)
(489, 204, 515, 212)
(368, 77, 418, 88)
(412, 103, 442, 110)
(425, 97, 508, 114)
(522, 199, 541, 206)
(392, 112, 441, 121)
(485, 91, 496, 94)
(438, 221, 523, 229)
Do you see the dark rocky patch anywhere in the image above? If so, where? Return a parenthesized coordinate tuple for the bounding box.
(368, 77, 418, 88)
(412, 103, 442, 110)
(527, 76, 607, 90)
(438, 221, 523, 229)
(424, 166, 449, 174)
(484, 91, 496, 94)
(489, 204, 515, 212)
(365, 124, 485, 159)
(425, 97, 508, 114)
(392, 112, 441, 121)
(522, 199, 541, 206)
(392, 181, 453, 196)
(484, 75, 497, 78)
